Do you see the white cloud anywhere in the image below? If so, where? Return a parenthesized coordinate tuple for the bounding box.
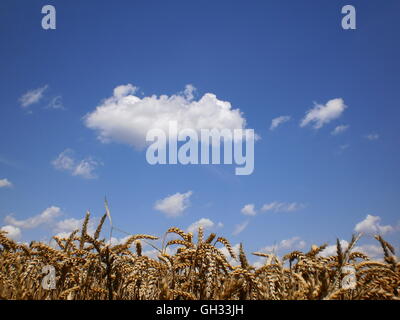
(270, 116, 291, 131)
(53, 232, 73, 239)
(232, 220, 249, 236)
(356, 244, 384, 259)
(52, 149, 75, 171)
(253, 236, 307, 268)
(331, 124, 349, 135)
(113, 84, 137, 98)
(72, 159, 99, 179)
(0, 178, 12, 188)
(84, 84, 249, 149)
(319, 240, 348, 257)
(4, 206, 61, 229)
(19, 85, 48, 108)
(354, 215, 394, 235)
(280, 237, 307, 250)
(54, 216, 100, 238)
(187, 218, 221, 233)
(241, 204, 256, 216)
(300, 98, 347, 129)
(52, 149, 100, 179)
(319, 240, 383, 259)
(54, 218, 84, 234)
(0, 225, 21, 240)
(261, 201, 304, 213)
(365, 133, 379, 141)
(154, 191, 193, 217)
(262, 236, 306, 253)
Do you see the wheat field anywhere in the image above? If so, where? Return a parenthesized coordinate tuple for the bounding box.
(0, 211, 399, 300)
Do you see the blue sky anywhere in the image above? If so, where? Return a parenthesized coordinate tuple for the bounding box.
(1, 0, 399, 262)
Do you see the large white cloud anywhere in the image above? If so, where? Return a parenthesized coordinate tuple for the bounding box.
(354, 215, 394, 235)
(0, 225, 21, 240)
(84, 84, 249, 149)
(154, 191, 193, 217)
(300, 98, 347, 129)
(0, 178, 12, 188)
(4, 206, 61, 229)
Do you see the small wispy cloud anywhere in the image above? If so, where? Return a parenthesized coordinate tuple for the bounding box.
(0, 155, 20, 169)
(19, 85, 48, 108)
(365, 133, 379, 141)
(270, 116, 291, 131)
(261, 201, 305, 213)
(0, 178, 12, 188)
(337, 144, 350, 153)
(261, 236, 306, 253)
(300, 98, 347, 129)
(52, 149, 101, 179)
(241, 204, 257, 216)
(154, 191, 193, 218)
(233, 220, 249, 236)
(331, 124, 349, 135)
